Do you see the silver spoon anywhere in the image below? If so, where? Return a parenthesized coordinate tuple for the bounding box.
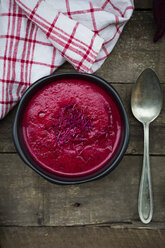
(131, 68, 163, 224)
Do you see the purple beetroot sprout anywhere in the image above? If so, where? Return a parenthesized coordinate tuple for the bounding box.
(53, 103, 92, 147)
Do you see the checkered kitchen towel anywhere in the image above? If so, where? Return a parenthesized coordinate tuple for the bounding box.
(0, 0, 134, 119)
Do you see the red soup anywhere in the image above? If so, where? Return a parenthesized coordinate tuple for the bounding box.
(22, 79, 122, 177)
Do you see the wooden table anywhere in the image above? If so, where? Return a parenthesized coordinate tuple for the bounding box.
(0, 1, 165, 247)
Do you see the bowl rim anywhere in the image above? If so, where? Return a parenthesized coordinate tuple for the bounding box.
(13, 72, 129, 184)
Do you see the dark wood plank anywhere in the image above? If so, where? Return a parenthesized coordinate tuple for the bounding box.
(1, 83, 164, 154)
(0, 154, 43, 226)
(0, 227, 165, 248)
(135, 0, 152, 9)
(0, 154, 165, 227)
(0, 106, 16, 153)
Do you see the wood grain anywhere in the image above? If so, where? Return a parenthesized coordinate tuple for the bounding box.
(0, 154, 165, 227)
(0, 227, 165, 248)
(0, 106, 16, 153)
(1, 83, 164, 154)
(135, 0, 152, 9)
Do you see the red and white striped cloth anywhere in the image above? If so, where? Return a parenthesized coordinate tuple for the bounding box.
(0, 0, 134, 119)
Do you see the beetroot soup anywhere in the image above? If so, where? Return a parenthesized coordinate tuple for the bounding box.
(22, 79, 122, 177)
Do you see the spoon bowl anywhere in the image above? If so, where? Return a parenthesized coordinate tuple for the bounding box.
(131, 68, 163, 224)
(131, 68, 162, 123)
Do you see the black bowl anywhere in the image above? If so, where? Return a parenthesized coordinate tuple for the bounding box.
(13, 73, 129, 184)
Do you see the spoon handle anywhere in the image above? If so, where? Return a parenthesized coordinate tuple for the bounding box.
(138, 122, 153, 224)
